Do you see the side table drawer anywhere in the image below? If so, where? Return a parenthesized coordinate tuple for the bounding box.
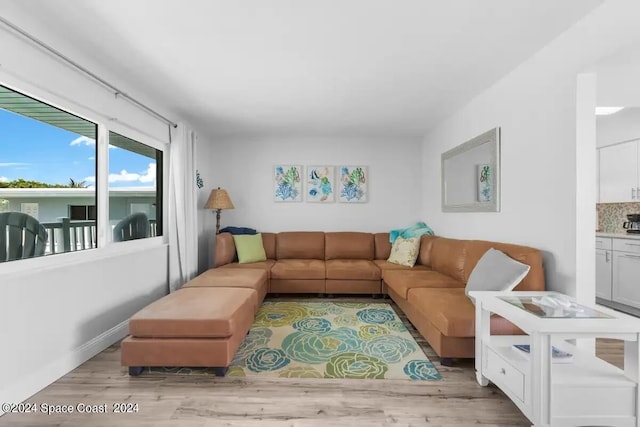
(485, 347, 524, 402)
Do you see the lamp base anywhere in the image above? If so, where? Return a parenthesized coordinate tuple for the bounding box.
(215, 209, 221, 234)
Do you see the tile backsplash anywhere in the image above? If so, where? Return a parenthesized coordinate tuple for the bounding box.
(597, 202, 640, 233)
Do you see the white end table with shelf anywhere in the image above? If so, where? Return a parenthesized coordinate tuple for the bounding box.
(470, 291, 640, 427)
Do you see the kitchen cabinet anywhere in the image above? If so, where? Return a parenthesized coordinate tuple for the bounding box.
(596, 248, 612, 300)
(598, 140, 640, 203)
(596, 237, 613, 301)
(612, 239, 640, 309)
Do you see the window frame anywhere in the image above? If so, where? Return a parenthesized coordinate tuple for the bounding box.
(0, 74, 169, 274)
(106, 129, 164, 242)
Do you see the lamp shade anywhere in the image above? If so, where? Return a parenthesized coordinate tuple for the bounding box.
(205, 187, 234, 210)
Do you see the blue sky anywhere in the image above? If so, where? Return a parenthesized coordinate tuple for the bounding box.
(0, 108, 155, 187)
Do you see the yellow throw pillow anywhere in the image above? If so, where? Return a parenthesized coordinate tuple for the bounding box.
(232, 233, 267, 264)
(387, 236, 421, 267)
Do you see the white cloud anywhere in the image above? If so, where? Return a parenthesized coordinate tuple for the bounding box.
(69, 136, 117, 149)
(0, 162, 29, 167)
(70, 136, 95, 146)
(88, 156, 95, 160)
(83, 163, 156, 185)
(0, 176, 7, 182)
(109, 170, 143, 183)
(138, 163, 156, 183)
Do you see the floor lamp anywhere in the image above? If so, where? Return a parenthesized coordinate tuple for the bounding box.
(205, 187, 235, 234)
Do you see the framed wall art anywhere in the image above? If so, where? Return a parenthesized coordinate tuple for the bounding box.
(273, 165, 302, 202)
(338, 165, 368, 203)
(305, 165, 335, 202)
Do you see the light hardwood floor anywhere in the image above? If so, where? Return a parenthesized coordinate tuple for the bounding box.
(0, 297, 625, 427)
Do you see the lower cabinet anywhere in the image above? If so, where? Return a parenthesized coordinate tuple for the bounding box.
(612, 250, 640, 309)
(596, 248, 612, 300)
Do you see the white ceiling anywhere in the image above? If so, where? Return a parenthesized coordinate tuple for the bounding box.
(1, 0, 602, 138)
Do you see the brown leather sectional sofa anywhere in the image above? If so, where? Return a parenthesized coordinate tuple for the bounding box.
(214, 231, 545, 361)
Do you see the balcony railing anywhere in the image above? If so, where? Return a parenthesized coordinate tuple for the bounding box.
(41, 217, 157, 255)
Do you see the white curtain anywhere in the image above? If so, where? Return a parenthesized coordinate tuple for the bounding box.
(168, 123, 199, 292)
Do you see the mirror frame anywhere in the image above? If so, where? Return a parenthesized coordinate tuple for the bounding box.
(441, 127, 501, 212)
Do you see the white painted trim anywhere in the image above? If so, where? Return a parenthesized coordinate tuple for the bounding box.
(575, 73, 598, 355)
(0, 240, 167, 281)
(0, 68, 168, 146)
(0, 319, 128, 417)
(98, 122, 110, 248)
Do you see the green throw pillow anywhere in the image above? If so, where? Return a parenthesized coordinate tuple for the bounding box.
(232, 233, 267, 264)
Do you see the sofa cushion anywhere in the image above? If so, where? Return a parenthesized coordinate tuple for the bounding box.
(373, 260, 430, 278)
(464, 240, 544, 291)
(184, 268, 267, 288)
(409, 288, 522, 337)
(183, 268, 268, 311)
(325, 259, 381, 280)
(325, 232, 374, 260)
(129, 287, 255, 338)
(465, 248, 530, 300)
(219, 260, 276, 278)
(271, 259, 326, 279)
(276, 232, 325, 259)
(385, 270, 463, 299)
(387, 236, 420, 267)
(417, 235, 439, 267)
(261, 232, 277, 260)
(430, 237, 467, 281)
(232, 233, 267, 264)
(374, 233, 392, 260)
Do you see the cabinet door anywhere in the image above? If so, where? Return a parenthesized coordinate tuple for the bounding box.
(599, 142, 638, 203)
(596, 249, 612, 300)
(612, 251, 640, 308)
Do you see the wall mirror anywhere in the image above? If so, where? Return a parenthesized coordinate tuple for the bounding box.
(441, 127, 500, 212)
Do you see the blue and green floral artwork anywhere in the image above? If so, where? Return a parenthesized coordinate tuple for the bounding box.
(477, 164, 492, 202)
(228, 301, 441, 380)
(305, 166, 335, 202)
(339, 165, 368, 203)
(274, 165, 302, 202)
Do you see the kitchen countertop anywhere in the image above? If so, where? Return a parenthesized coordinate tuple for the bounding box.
(596, 232, 640, 240)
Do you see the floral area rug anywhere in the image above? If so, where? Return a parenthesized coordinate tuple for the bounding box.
(225, 301, 440, 380)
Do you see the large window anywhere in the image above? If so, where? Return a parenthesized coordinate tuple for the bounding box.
(0, 83, 165, 263)
(108, 131, 162, 242)
(0, 84, 97, 260)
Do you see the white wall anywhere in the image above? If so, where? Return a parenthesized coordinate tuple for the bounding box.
(208, 136, 423, 236)
(0, 5, 174, 412)
(597, 107, 640, 148)
(421, 0, 640, 297)
(0, 244, 168, 412)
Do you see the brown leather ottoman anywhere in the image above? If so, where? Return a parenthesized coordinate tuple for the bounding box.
(182, 268, 267, 312)
(121, 287, 255, 376)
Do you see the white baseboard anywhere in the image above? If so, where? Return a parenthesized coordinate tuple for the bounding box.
(0, 320, 128, 417)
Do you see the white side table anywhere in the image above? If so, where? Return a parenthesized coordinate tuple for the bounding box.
(470, 291, 640, 427)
